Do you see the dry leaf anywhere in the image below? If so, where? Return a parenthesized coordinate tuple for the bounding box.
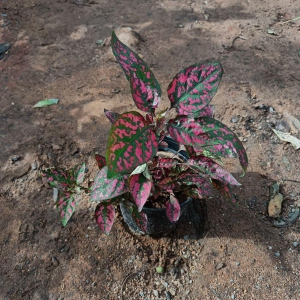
(272, 129, 300, 149)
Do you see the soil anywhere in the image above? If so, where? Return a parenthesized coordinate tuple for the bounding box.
(1, 0, 300, 299)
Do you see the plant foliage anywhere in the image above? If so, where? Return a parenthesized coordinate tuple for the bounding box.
(41, 31, 248, 234)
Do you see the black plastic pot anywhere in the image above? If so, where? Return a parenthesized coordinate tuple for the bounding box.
(120, 197, 193, 235)
(120, 136, 207, 236)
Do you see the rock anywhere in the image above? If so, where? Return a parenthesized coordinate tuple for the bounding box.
(165, 291, 172, 300)
(153, 290, 159, 297)
(215, 263, 225, 270)
(283, 112, 300, 133)
(236, 262, 240, 266)
(282, 156, 292, 172)
(268, 193, 284, 217)
(293, 242, 299, 247)
(275, 252, 280, 257)
(231, 116, 239, 123)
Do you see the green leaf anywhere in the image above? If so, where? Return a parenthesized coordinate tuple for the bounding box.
(33, 98, 59, 108)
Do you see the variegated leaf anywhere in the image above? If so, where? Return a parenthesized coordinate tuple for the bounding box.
(212, 179, 237, 204)
(95, 203, 116, 235)
(167, 116, 248, 173)
(188, 156, 240, 186)
(41, 168, 74, 192)
(56, 193, 79, 226)
(166, 194, 181, 222)
(184, 188, 204, 199)
(104, 109, 119, 124)
(156, 177, 179, 192)
(106, 111, 158, 178)
(90, 166, 128, 202)
(111, 31, 162, 112)
(129, 174, 152, 211)
(168, 63, 223, 117)
(132, 207, 148, 232)
(95, 154, 107, 170)
(73, 163, 85, 185)
(178, 172, 212, 197)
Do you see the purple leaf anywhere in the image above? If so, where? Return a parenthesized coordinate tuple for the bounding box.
(166, 194, 181, 222)
(95, 154, 107, 170)
(90, 166, 128, 202)
(212, 179, 237, 204)
(95, 203, 116, 235)
(104, 109, 119, 124)
(129, 174, 152, 211)
(106, 111, 158, 178)
(168, 63, 223, 117)
(56, 193, 79, 226)
(167, 116, 248, 173)
(111, 31, 162, 112)
(188, 156, 240, 186)
(132, 208, 148, 232)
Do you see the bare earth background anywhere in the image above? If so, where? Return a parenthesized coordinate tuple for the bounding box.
(1, 0, 300, 299)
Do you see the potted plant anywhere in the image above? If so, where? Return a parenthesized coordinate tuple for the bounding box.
(41, 31, 248, 235)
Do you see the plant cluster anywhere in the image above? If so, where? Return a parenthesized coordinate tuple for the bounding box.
(41, 31, 248, 234)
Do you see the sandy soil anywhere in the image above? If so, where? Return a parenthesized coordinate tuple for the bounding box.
(1, 0, 300, 299)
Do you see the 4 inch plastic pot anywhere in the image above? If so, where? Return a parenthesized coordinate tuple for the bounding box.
(120, 136, 206, 236)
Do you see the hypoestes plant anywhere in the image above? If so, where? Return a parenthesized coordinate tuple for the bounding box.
(41, 31, 248, 234)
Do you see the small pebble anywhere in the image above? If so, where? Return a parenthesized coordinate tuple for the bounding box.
(231, 295, 235, 299)
(293, 242, 299, 247)
(236, 262, 240, 266)
(31, 162, 37, 170)
(215, 263, 225, 270)
(165, 291, 172, 300)
(153, 290, 158, 297)
(178, 24, 184, 28)
(275, 252, 280, 257)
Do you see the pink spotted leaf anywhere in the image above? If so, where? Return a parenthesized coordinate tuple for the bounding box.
(178, 172, 212, 197)
(168, 63, 223, 117)
(41, 168, 74, 192)
(73, 163, 86, 185)
(166, 194, 181, 222)
(184, 188, 204, 199)
(132, 207, 148, 232)
(167, 116, 248, 173)
(129, 174, 152, 211)
(111, 31, 161, 112)
(106, 111, 158, 178)
(56, 193, 79, 226)
(90, 166, 128, 202)
(95, 154, 107, 170)
(188, 156, 240, 186)
(212, 179, 237, 204)
(94, 203, 116, 235)
(104, 109, 120, 124)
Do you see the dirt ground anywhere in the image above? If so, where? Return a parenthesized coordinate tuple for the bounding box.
(1, 0, 300, 299)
